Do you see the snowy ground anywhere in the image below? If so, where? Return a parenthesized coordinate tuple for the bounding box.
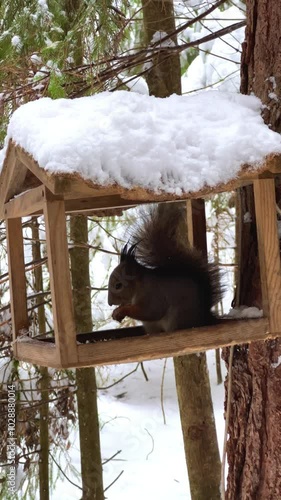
(51, 352, 226, 499)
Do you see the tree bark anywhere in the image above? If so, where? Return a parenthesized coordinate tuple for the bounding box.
(70, 216, 104, 500)
(141, 3, 221, 498)
(141, 0, 181, 97)
(174, 200, 221, 500)
(224, 1, 281, 498)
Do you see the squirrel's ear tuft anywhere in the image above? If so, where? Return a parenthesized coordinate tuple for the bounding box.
(120, 241, 138, 263)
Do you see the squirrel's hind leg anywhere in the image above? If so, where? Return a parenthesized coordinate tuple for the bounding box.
(142, 320, 165, 334)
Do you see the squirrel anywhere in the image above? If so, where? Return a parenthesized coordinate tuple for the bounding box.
(108, 203, 223, 333)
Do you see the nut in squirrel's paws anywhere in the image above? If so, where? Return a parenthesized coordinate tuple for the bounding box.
(112, 306, 127, 322)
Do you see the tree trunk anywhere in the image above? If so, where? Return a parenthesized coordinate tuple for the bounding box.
(32, 218, 49, 500)
(63, 0, 104, 495)
(224, 1, 281, 498)
(70, 216, 104, 500)
(141, 0, 181, 97)
(141, 3, 221, 498)
(175, 200, 221, 500)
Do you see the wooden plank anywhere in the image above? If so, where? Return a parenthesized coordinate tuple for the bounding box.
(75, 318, 272, 368)
(53, 176, 123, 197)
(5, 158, 28, 202)
(260, 153, 281, 175)
(43, 189, 78, 365)
(64, 195, 137, 213)
(11, 318, 273, 368)
(0, 140, 27, 217)
(6, 218, 29, 356)
(253, 178, 281, 333)
(15, 338, 60, 368)
(117, 179, 252, 203)
(52, 178, 251, 207)
(15, 144, 57, 193)
(0, 140, 15, 207)
(4, 185, 45, 218)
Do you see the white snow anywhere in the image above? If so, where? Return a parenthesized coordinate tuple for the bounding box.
(243, 212, 252, 223)
(37, 0, 48, 10)
(50, 354, 226, 499)
(272, 356, 281, 369)
(118, 74, 149, 95)
(268, 92, 278, 102)
(1, 90, 281, 195)
(30, 53, 42, 65)
(11, 35, 22, 49)
(151, 31, 176, 48)
(226, 306, 263, 319)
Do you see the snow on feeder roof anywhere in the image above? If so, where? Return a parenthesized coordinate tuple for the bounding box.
(1, 90, 281, 212)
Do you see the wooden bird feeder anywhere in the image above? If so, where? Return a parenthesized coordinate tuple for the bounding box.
(1, 139, 281, 368)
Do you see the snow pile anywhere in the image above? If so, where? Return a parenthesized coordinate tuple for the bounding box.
(50, 355, 226, 499)
(1, 90, 281, 195)
(226, 306, 263, 319)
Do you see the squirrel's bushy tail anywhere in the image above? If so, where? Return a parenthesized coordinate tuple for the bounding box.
(128, 203, 223, 309)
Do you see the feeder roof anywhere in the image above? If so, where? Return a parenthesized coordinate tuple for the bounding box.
(1, 90, 281, 212)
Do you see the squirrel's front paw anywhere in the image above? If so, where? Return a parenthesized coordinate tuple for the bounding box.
(112, 306, 126, 322)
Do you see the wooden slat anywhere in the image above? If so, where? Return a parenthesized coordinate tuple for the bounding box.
(64, 195, 137, 213)
(12, 318, 273, 368)
(52, 176, 123, 197)
(260, 153, 281, 174)
(15, 145, 57, 193)
(0, 140, 27, 217)
(15, 339, 60, 368)
(43, 189, 78, 365)
(4, 185, 45, 218)
(75, 318, 272, 368)
(6, 218, 29, 356)
(253, 178, 281, 333)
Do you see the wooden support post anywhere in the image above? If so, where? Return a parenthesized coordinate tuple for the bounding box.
(253, 178, 281, 333)
(43, 189, 78, 366)
(6, 218, 29, 356)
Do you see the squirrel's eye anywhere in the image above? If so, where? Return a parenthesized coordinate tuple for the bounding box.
(115, 282, 122, 290)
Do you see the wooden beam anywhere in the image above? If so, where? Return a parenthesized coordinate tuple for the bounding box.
(64, 195, 137, 213)
(253, 178, 281, 333)
(52, 176, 123, 197)
(6, 218, 29, 356)
(15, 145, 57, 193)
(261, 153, 281, 175)
(0, 140, 27, 217)
(11, 318, 273, 368)
(4, 185, 46, 218)
(14, 339, 60, 368)
(43, 189, 78, 365)
(75, 318, 272, 368)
